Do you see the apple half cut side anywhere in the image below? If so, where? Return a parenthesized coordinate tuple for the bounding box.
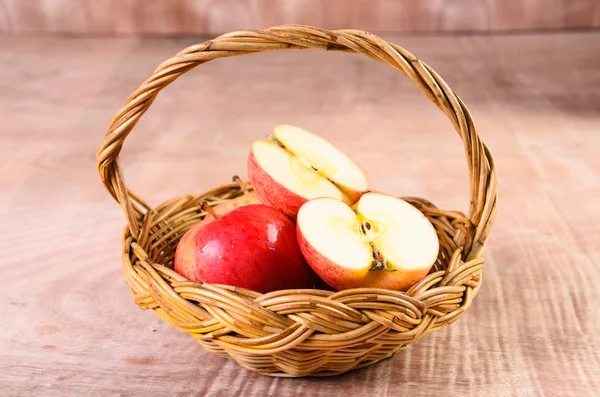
(297, 193, 440, 291)
(248, 125, 368, 218)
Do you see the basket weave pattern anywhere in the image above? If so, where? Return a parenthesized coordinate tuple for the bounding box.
(96, 25, 497, 377)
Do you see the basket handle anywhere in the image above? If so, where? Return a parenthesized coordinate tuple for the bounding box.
(96, 25, 497, 260)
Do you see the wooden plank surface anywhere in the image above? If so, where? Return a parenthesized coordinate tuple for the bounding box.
(1, 32, 599, 396)
(1, 0, 600, 36)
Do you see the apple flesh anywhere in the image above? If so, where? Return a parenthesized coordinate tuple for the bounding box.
(248, 125, 368, 218)
(296, 193, 440, 291)
(174, 204, 314, 293)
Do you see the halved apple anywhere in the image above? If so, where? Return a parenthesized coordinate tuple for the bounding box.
(248, 125, 368, 218)
(297, 193, 440, 291)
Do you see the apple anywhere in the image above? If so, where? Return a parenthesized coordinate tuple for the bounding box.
(174, 204, 314, 293)
(248, 125, 368, 218)
(211, 190, 261, 214)
(296, 193, 439, 291)
(194, 192, 261, 228)
(194, 176, 262, 228)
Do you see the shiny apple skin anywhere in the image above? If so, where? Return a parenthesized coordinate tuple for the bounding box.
(174, 204, 314, 293)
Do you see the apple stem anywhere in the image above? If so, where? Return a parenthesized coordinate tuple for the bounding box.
(370, 261, 386, 271)
(368, 241, 395, 272)
(269, 135, 285, 148)
(359, 220, 395, 272)
(201, 201, 219, 220)
(232, 175, 248, 194)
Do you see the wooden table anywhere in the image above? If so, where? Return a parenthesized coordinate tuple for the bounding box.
(1, 32, 599, 396)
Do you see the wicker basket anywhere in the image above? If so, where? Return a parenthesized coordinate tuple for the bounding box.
(96, 25, 497, 377)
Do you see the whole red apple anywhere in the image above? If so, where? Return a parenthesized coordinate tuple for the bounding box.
(174, 204, 314, 293)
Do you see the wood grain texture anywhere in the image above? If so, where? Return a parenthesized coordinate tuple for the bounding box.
(1, 32, 599, 395)
(1, 0, 600, 35)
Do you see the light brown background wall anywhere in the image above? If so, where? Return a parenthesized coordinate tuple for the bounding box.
(1, 0, 600, 36)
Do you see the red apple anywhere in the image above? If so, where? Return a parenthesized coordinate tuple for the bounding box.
(296, 193, 439, 291)
(174, 204, 314, 293)
(195, 191, 261, 228)
(248, 125, 368, 218)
